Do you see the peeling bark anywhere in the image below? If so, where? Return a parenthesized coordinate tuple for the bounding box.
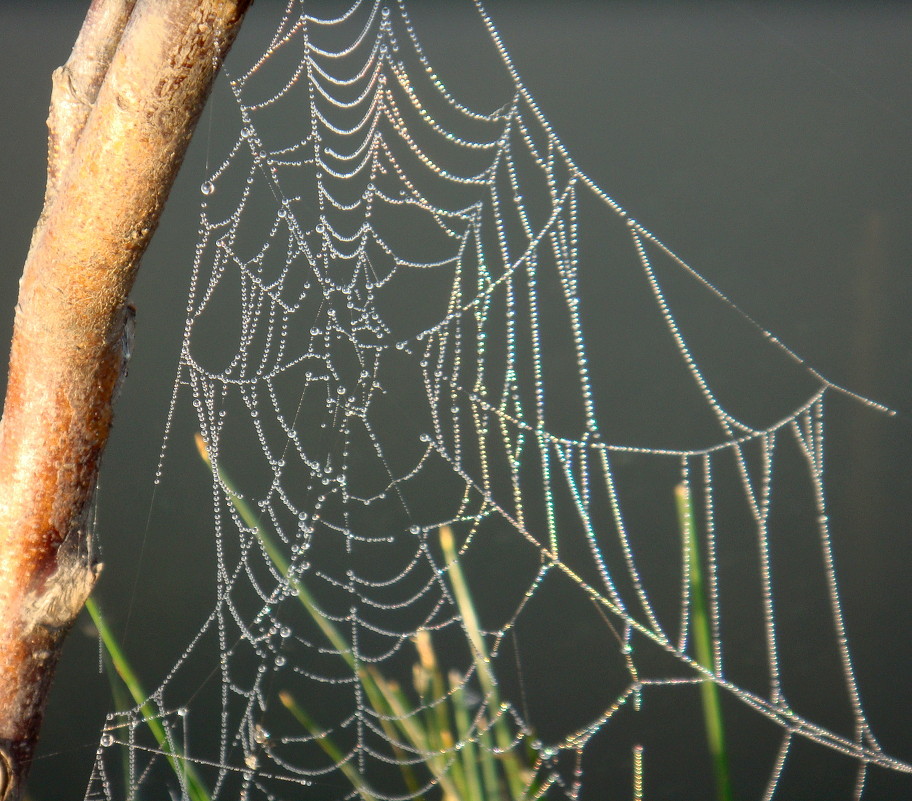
(0, 1, 251, 798)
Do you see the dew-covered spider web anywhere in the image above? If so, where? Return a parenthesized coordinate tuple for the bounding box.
(86, 2, 910, 800)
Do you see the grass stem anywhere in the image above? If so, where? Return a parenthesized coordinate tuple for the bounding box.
(675, 482, 733, 801)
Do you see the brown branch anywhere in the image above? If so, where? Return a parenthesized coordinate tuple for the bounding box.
(0, 1, 251, 798)
(45, 0, 137, 207)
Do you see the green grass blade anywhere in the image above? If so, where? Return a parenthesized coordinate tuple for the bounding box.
(449, 669, 484, 801)
(439, 525, 528, 800)
(196, 435, 538, 800)
(675, 483, 733, 801)
(86, 596, 210, 801)
(279, 691, 378, 801)
(196, 434, 438, 797)
(412, 633, 460, 794)
(97, 634, 133, 789)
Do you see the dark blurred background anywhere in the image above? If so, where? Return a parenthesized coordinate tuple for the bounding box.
(0, 2, 909, 799)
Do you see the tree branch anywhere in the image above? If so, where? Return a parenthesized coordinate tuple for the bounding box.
(0, 1, 251, 798)
(46, 0, 137, 207)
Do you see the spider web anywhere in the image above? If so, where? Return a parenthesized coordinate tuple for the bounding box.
(85, 2, 910, 799)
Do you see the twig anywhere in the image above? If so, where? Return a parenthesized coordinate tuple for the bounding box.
(0, 3, 250, 798)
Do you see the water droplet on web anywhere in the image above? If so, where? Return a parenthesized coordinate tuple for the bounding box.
(201, 180, 215, 195)
(100, 734, 114, 747)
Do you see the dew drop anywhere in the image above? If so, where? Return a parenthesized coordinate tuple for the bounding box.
(100, 734, 114, 747)
(200, 180, 215, 196)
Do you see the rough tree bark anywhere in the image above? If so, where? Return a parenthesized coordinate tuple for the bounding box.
(0, 1, 251, 798)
